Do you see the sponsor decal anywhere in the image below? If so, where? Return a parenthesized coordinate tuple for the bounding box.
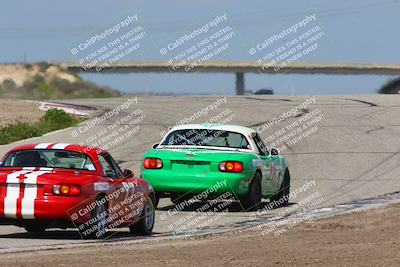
(270, 162, 275, 180)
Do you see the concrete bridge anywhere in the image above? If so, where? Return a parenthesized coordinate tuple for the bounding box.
(59, 61, 400, 95)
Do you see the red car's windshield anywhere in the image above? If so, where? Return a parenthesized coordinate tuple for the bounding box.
(0, 149, 96, 171)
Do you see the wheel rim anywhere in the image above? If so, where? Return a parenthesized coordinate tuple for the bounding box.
(144, 200, 155, 230)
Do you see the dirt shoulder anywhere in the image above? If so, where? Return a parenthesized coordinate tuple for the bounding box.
(1, 203, 400, 266)
(0, 100, 43, 126)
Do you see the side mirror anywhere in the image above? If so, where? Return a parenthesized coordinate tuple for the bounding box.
(152, 143, 159, 149)
(123, 169, 134, 178)
(270, 148, 280, 156)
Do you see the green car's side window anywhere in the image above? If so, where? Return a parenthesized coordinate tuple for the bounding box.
(252, 133, 269, 156)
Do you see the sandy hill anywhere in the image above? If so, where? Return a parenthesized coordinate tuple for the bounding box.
(0, 63, 120, 99)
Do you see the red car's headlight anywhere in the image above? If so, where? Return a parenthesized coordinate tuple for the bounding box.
(53, 184, 81, 196)
(219, 161, 243, 173)
(144, 158, 163, 169)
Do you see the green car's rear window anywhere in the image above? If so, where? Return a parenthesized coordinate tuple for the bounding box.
(161, 129, 250, 149)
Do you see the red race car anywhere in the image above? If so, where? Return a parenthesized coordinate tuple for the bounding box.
(0, 143, 155, 239)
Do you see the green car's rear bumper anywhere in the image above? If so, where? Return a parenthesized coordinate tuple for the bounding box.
(142, 147, 263, 198)
(142, 169, 253, 197)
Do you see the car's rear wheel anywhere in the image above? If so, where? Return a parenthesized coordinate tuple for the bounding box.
(270, 169, 290, 206)
(154, 192, 160, 208)
(239, 172, 262, 211)
(24, 222, 46, 233)
(90, 195, 107, 239)
(130, 197, 155, 235)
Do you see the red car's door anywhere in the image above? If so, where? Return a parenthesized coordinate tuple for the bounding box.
(97, 153, 143, 227)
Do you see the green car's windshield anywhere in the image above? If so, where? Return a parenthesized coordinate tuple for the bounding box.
(0, 149, 96, 171)
(161, 129, 250, 149)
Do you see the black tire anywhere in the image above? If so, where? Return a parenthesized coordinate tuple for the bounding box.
(24, 222, 46, 233)
(270, 169, 290, 206)
(154, 192, 160, 208)
(90, 196, 108, 239)
(239, 172, 262, 211)
(130, 197, 155, 235)
(170, 195, 181, 205)
(170, 194, 192, 206)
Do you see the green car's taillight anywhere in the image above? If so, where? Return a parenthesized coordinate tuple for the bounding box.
(218, 161, 243, 173)
(144, 158, 163, 169)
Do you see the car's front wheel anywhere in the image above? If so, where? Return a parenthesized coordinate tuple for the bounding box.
(90, 195, 108, 239)
(270, 169, 290, 206)
(239, 172, 262, 211)
(130, 197, 155, 235)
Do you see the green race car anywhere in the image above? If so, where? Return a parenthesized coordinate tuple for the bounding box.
(142, 124, 290, 211)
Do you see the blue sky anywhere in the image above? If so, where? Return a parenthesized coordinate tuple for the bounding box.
(0, 0, 399, 95)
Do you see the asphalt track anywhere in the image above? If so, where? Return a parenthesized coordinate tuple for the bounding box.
(0, 94, 399, 252)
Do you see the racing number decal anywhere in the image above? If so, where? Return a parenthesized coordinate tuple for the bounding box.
(252, 158, 267, 179)
(269, 162, 275, 180)
(122, 182, 136, 202)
